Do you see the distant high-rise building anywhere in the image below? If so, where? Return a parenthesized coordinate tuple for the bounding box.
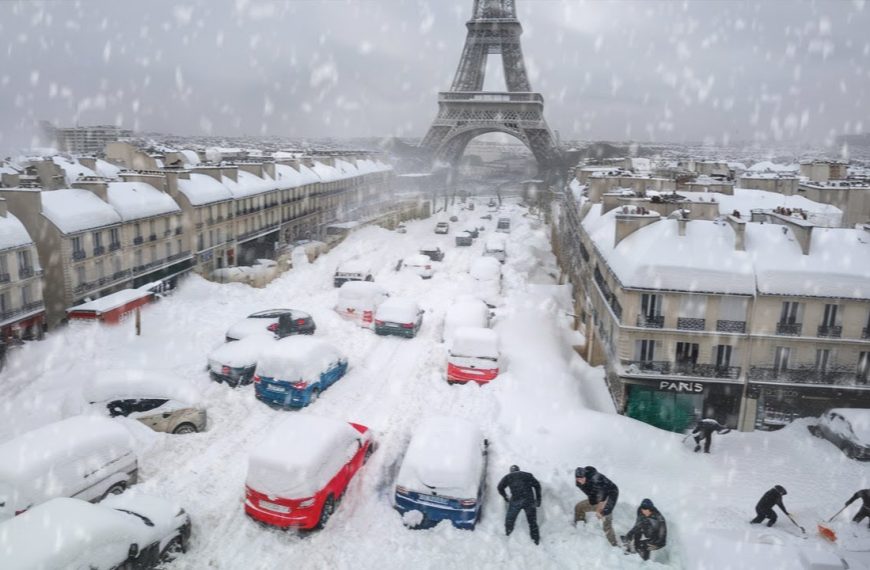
(40, 121, 133, 155)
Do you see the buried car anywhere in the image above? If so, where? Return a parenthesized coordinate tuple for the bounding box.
(334, 259, 374, 288)
(809, 408, 870, 460)
(254, 336, 348, 409)
(83, 370, 207, 435)
(394, 416, 488, 530)
(244, 415, 374, 529)
(442, 297, 490, 344)
(225, 309, 316, 341)
(0, 416, 138, 521)
(447, 327, 500, 385)
(469, 257, 502, 308)
(208, 332, 275, 387)
(400, 254, 434, 279)
(419, 246, 445, 262)
(334, 280, 390, 328)
(375, 298, 424, 338)
(0, 495, 192, 570)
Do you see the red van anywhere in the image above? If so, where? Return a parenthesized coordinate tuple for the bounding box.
(244, 415, 374, 529)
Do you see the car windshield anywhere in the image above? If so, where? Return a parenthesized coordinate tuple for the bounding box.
(114, 508, 155, 527)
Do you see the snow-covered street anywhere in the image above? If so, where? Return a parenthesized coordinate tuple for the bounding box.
(2, 203, 869, 569)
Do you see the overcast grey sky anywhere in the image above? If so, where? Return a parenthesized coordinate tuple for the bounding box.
(0, 0, 868, 153)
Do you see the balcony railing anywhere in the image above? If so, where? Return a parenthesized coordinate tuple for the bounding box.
(636, 315, 665, 328)
(18, 267, 35, 279)
(93, 245, 105, 256)
(175, 227, 183, 235)
(716, 319, 746, 333)
(776, 322, 802, 336)
(216, 215, 225, 222)
(72, 250, 86, 261)
(149, 234, 157, 242)
(0, 301, 45, 322)
(817, 325, 843, 338)
(109, 242, 121, 251)
(624, 360, 741, 379)
(624, 360, 671, 374)
(195, 222, 204, 229)
(677, 317, 706, 331)
(163, 229, 172, 237)
(206, 218, 215, 225)
(749, 365, 863, 386)
(0, 273, 9, 283)
(73, 270, 131, 294)
(133, 236, 144, 245)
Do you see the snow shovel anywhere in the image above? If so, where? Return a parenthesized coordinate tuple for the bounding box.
(786, 513, 806, 535)
(818, 505, 848, 542)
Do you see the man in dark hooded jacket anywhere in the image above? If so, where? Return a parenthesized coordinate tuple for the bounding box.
(497, 465, 542, 545)
(692, 418, 731, 453)
(574, 465, 619, 546)
(750, 485, 790, 527)
(846, 489, 870, 527)
(622, 498, 667, 561)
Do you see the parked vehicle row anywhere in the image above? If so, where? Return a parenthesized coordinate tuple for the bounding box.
(254, 337, 349, 409)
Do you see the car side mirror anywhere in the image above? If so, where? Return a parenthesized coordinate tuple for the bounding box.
(129, 544, 139, 558)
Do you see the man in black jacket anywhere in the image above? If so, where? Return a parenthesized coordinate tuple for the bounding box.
(497, 465, 542, 545)
(750, 485, 790, 527)
(846, 489, 870, 527)
(692, 418, 731, 453)
(622, 498, 667, 561)
(574, 465, 619, 546)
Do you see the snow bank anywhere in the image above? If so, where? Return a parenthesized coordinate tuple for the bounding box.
(246, 415, 363, 498)
(396, 416, 485, 499)
(469, 256, 501, 281)
(255, 336, 344, 381)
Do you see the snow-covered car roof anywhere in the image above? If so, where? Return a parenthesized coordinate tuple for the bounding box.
(396, 416, 485, 499)
(403, 254, 431, 266)
(0, 416, 134, 487)
(83, 369, 199, 405)
(255, 336, 345, 381)
(0, 497, 164, 570)
(375, 298, 420, 323)
(336, 259, 370, 274)
(443, 299, 489, 342)
(450, 327, 498, 359)
(336, 281, 388, 305)
(826, 408, 870, 442)
(485, 235, 506, 250)
(208, 333, 275, 369)
(246, 415, 366, 498)
(470, 257, 502, 281)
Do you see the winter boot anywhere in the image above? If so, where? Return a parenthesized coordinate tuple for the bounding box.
(694, 445, 701, 452)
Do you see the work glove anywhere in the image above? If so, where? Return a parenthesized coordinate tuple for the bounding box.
(536, 500, 541, 508)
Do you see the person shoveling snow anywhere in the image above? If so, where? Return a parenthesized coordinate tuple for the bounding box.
(497, 465, 542, 545)
(621, 498, 667, 561)
(691, 418, 731, 453)
(573, 466, 619, 547)
(846, 489, 870, 528)
(751, 485, 804, 534)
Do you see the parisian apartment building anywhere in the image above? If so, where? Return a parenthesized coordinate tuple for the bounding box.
(556, 161, 870, 433)
(0, 143, 407, 330)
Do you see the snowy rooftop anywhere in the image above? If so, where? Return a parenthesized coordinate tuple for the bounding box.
(67, 288, 152, 314)
(107, 182, 181, 221)
(41, 189, 122, 234)
(747, 161, 799, 173)
(0, 211, 35, 251)
(582, 203, 870, 298)
(222, 171, 277, 199)
(177, 173, 233, 206)
(679, 188, 843, 226)
(52, 156, 96, 185)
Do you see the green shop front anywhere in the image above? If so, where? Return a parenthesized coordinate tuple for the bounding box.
(622, 376, 743, 433)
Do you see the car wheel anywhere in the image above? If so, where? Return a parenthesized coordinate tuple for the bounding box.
(173, 422, 198, 435)
(316, 496, 335, 529)
(103, 482, 126, 499)
(160, 536, 185, 562)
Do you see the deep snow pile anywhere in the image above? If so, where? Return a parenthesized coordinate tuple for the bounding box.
(1, 201, 868, 569)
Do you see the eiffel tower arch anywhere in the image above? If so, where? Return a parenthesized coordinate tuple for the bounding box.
(420, 0, 561, 171)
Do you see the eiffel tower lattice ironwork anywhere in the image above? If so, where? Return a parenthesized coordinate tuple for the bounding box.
(420, 0, 560, 168)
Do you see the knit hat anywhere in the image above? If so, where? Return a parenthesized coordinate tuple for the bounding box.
(775, 485, 787, 495)
(575, 467, 585, 478)
(640, 498, 655, 510)
(510, 465, 520, 473)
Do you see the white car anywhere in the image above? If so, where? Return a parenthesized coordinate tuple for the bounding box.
(469, 257, 502, 307)
(83, 369, 207, 435)
(334, 259, 374, 287)
(334, 281, 390, 328)
(0, 495, 191, 570)
(443, 297, 491, 344)
(401, 254, 434, 279)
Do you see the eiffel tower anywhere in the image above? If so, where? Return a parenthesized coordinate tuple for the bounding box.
(420, 0, 561, 170)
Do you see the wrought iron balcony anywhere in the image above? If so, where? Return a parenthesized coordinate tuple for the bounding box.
(133, 236, 144, 245)
(624, 360, 671, 374)
(18, 267, 35, 279)
(195, 222, 204, 229)
(93, 245, 105, 256)
(748, 365, 859, 386)
(109, 242, 121, 251)
(0, 273, 9, 283)
(672, 362, 741, 379)
(776, 322, 802, 336)
(174, 227, 183, 235)
(716, 319, 746, 333)
(0, 301, 44, 322)
(149, 234, 158, 241)
(636, 315, 665, 328)
(164, 230, 172, 237)
(677, 318, 706, 331)
(217, 215, 225, 222)
(817, 325, 843, 338)
(72, 250, 86, 261)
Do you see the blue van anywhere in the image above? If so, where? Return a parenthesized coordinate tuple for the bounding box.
(253, 337, 348, 409)
(394, 416, 488, 530)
